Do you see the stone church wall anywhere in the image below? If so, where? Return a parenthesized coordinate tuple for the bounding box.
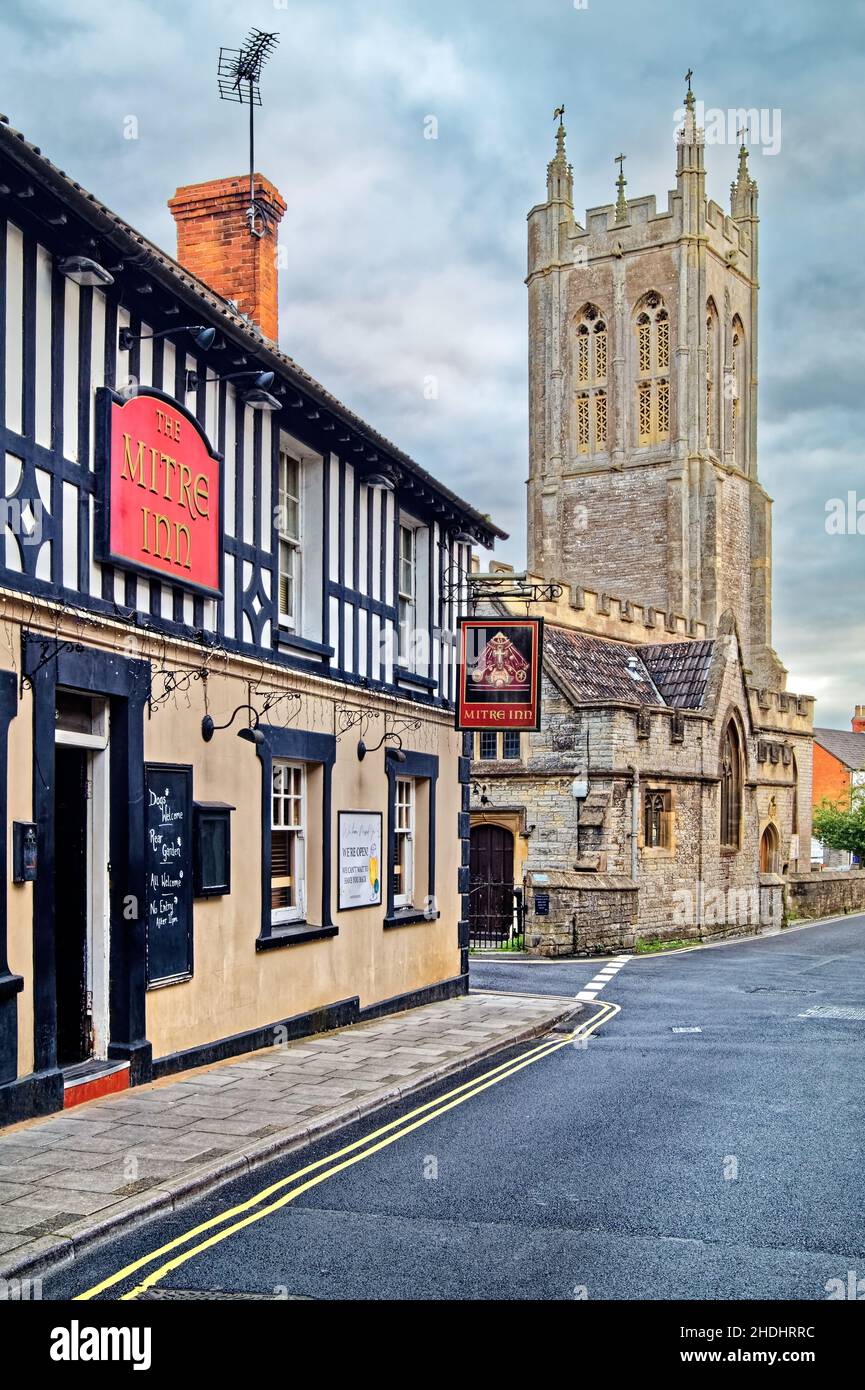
(473, 642, 803, 955)
(558, 468, 671, 613)
(786, 871, 865, 922)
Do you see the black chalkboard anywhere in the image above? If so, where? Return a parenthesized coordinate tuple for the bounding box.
(145, 764, 193, 986)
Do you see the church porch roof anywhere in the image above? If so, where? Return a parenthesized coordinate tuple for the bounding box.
(543, 626, 714, 711)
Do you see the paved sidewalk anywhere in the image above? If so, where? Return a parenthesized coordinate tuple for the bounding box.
(0, 990, 578, 1281)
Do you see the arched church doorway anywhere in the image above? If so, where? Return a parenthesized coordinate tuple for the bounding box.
(469, 824, 516, 948)
(759, 823, 780, 874)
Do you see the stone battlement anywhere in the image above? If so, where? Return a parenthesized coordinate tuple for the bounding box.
(475, 565, 708, 644)
(747, 683, 815, 734)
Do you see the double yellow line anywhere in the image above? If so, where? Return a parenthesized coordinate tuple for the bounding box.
(76, 1000, 619, 1301)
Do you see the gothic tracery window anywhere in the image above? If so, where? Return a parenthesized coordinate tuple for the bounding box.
(731, 316, 745, 471)
(634, 294, 670, 446)
(720, 719, 743, 851)
(644, 788, 672, 849)
(574, 305, 608, 454)
(706, 299, 719, 453)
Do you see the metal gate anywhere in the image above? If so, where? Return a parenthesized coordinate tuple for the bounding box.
(468, 880, 524, 949)
(469, 823, 523, 949)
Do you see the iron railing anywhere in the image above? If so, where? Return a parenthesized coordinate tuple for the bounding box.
(468, 880, 524, 950)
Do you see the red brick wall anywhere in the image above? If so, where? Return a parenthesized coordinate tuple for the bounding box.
(168, 175, 286, 343)
(812, 741, 850, 809)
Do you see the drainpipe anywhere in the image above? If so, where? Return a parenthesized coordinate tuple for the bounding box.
(627, 764, 640, 880)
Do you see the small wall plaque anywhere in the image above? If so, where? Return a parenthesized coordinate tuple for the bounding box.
(12, 822, 38, 883)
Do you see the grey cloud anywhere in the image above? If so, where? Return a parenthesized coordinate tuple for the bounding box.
(0, 0, 861, 721)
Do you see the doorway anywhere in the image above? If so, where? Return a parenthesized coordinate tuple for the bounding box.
(759, 823, 780, 874)
(53, 690, 111, 1068)
(54, 746, 89, 1066)
(469, 823, 518, 948)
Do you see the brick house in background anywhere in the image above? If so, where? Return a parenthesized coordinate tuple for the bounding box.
(811, 710, 865, 869)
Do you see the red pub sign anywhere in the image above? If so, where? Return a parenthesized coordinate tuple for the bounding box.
(456, 617, 543, 731)
(96, 388, 222, 596)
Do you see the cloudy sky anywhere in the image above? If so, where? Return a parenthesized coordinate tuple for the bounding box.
(1, 0, 862, 725)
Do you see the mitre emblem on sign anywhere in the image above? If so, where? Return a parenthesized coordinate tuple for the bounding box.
(470, 631, 530, 689)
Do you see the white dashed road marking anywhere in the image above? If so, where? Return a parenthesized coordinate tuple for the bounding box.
(576, 954, 631, 1001)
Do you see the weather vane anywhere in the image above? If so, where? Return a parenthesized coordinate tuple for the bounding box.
(217, 27, 280, 239)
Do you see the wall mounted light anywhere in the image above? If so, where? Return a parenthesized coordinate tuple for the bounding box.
(58, 255, 114, 287)
(364, 465, 398, 493)
(202, 704, 264, 745)
(186, 368, 274, 394)
(358, 731, 406, 762)
(242, 387, 281, 413)
(119, 324, 216, 353)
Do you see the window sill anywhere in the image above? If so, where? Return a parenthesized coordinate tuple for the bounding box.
(383, 908, 440, 929)
(256, 923, 339, 951)
(273, 630, 335, 659)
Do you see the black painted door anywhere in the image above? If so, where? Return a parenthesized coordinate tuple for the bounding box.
(469, 824, 515, 945)
(55, 746, 90, 1067)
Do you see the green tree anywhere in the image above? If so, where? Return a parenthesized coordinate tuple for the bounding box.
(812, 786, 865, 860)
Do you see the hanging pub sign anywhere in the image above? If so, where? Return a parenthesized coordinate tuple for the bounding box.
(456, 617, 544, 730)
(95, 387, 222, 596)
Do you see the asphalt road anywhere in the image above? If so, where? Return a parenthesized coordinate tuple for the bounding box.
(45, 914, 865, 1301)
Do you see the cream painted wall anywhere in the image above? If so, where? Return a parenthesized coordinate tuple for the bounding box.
(1, 602, 464, 1080)
(143, 686, 463, 1059)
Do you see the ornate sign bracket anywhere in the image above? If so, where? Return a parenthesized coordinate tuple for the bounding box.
(441, 566, 563, 613)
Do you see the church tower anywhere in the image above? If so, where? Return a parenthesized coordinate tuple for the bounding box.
(526, 85, 785, 688)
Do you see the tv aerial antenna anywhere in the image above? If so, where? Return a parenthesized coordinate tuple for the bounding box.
(217, 27, 280, 239)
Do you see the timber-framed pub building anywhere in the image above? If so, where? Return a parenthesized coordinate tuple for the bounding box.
(0, 116, 503, 1123)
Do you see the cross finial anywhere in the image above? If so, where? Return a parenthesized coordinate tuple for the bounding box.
(736, 123, 748, 147)
(614, 153, 628, 223)
(685, 68, 693, 91)
(553, 104, 565, 126)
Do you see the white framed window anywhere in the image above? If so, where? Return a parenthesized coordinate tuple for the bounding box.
(271, 761, 305, 923)
(398, 523, 416, 665)
(393, 777, 415, 908)
(278, 451, 302, 629)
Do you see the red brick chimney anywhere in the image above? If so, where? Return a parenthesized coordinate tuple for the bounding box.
(853, 705, 865, 733)
(168, 175, 286, 343)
